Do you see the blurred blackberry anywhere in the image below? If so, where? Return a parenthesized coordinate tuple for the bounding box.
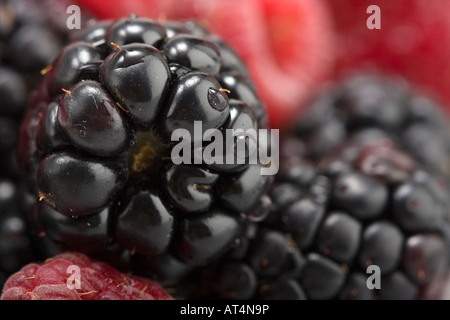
(286, 73, 450, 177)
(0, 0, 64, 176)
(0, 0, 92, 287)
(17, 15, 273, 287)
(0, 179, 36, 291)
(185, 74, 450, 300)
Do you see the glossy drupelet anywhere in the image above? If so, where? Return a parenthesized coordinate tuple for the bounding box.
(185, 74, 450, 300)
(17, 16, 272, 286)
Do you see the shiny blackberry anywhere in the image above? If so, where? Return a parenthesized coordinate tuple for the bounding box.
(17, 16, 272, 284)
(186, 74, 450, 300)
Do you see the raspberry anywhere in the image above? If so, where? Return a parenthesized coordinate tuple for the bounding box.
(184, 74, 450, 300)
(17, 16, 272, 286)
(0, 252, 174, 300)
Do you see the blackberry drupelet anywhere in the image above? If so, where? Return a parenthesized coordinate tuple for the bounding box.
(185, 74, 450, 300)
(17, 15, 272, 285)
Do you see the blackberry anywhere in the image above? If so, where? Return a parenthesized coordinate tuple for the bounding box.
(17, 16, 272, 285)
(0, 0, 65, 177)
(289, 73, 450, 176)
(185, 74, 450, 300)
(0, 0, 83, 288)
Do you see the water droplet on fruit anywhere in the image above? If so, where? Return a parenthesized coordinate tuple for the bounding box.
(208, 87, 228, 111)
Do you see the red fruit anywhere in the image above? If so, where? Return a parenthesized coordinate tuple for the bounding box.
(73, 0, 162, 19)
(1, 252, 174, 300)
(75, 0, 335, 129)
(326, 0, 450, 115)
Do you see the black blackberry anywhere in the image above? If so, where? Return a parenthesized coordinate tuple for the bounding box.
(0, 0, 83, 287)
(288, 73, 450, 176)
(185, 74, 450, 300)
(0, 178, 39, 291)
(17, 16, 272, 285)
(0, 0, 65, 177)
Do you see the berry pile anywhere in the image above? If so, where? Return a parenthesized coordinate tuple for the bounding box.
(17, 15, 272, 287)
(182, 74, 450, 300)
(1, 1, 450, 301)
(1, 252, 173, 300)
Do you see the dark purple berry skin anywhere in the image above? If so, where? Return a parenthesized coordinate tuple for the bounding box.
(174, 209, 243, 265)
(165, 165, 218, 214)
(316, 212, 361, 263)
(116, 190, 174, 256)
(185, 74, 450, 301)
(358, 221, 404, 274)
(17, 15, 271, 285)
(379, 272, 417, 300)
(204, 99, 258, 173)
(218, 165, 273, 214)
(339, 273, 374, 300)
(45, 42, 104, 97)
(57, 80, 134, 157)
(261, 279, 306, 300)
(299, 253, 346, 300)
(163, 35, 221, 75)
(36, 102, 69, 153)
(100, 44, 171, 129)
(130, 252, 193, 288)
(37, 151, 129, 216)
(163, 71, 229, 139)
(212, 262, 258, 300)
(32, 201, 109, 253)
(217, 72, 266, 126)
(106, 16, 167, 52)
(248, 230, 304, 278)
(393, 182, 444, 232)
(281, 197, 325, 249)
(403, 234, 448, 285)
(331, 172, 388, 219)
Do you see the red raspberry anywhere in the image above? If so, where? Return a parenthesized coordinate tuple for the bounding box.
(0, 252, 174, 300)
